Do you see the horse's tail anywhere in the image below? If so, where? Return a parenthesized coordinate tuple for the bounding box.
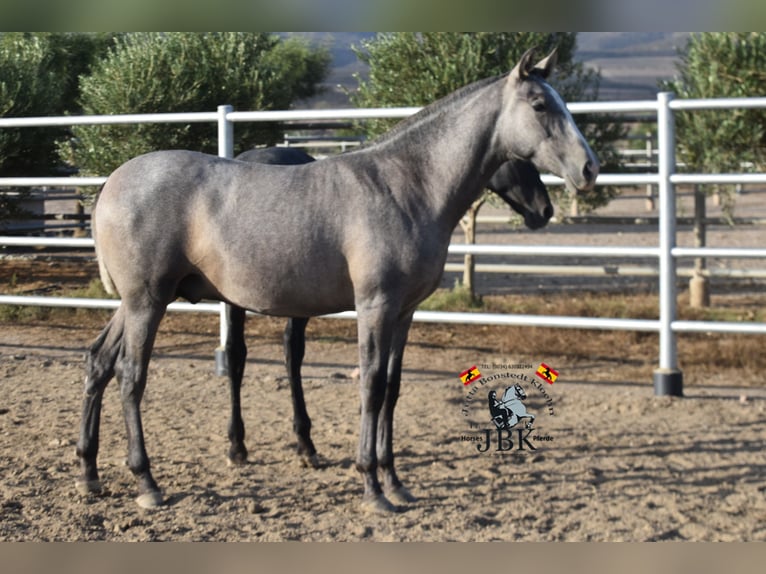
(92, 185, 118, 297)
(96, 242, 117, 296)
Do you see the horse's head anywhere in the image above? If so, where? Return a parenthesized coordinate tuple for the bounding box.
(498, 47, 599, 194)
(487, 159, 553, 230)
(513, 384, 527, 400)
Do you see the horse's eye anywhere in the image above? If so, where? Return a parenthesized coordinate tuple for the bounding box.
(531, 100, 546, 112)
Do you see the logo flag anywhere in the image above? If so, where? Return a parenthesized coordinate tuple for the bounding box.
(459, 365, 482, 386)
(535, 363, 558, 384)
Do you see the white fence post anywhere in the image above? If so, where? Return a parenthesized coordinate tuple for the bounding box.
(215, 105, 234, 376)
(653, 92, 684, 396)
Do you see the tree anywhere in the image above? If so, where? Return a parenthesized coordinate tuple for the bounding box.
(64, 33, 330, 188)
(1, 34, 61, 224)
(0, 33, 117, 225)
(349, 33, 623, 296)
(0, 33, 64, 177)
(44, 33, 121, 115)
(662, 33, 766, 181)
(0, 33, 116, 175)
(662, 33, 766, 307)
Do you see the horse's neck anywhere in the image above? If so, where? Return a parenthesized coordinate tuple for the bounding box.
(372, 80, 506, 233)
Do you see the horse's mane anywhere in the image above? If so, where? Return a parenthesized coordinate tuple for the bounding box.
(364, 72, 509, 149)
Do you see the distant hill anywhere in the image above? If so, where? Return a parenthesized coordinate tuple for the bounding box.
(286, 32, 374, 108)
(289, 32, 693, 107)
(576, 32, 690, 54)
(576, 32, 691, 100)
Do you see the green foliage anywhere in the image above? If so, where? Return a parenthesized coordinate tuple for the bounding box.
(0, 33, 115, 175)
(64, 33, 330, 187)
(351, 33, 564, 136)
(0, 33, 64, 177)
(0, 33, 117, 222)
(349, 33, 624, 212)
(663, 33, 766, 173)
(662, 33, 766, 210)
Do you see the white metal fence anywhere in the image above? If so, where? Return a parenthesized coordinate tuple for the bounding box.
(2, 94, 766, 396)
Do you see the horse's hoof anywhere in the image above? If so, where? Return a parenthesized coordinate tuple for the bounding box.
(385, 485, 417, 506)
(75, 479, 102, 496)
(227, 447, 248, 466)
(300, 453, 320, 469)
(135, 490, 163, 509)
(226, 455, 248, 467)
(360, 494, 398, 515)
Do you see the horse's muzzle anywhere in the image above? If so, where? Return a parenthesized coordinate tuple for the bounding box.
(580, 159, 599, 191)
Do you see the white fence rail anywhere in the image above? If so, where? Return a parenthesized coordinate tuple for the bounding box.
(2, 95, 766, 396)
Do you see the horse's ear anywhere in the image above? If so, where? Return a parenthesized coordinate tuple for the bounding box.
(533, 46, 558, 79)
(511, 47, 537, 81)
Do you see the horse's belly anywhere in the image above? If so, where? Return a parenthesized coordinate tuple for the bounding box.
(216, 258, 356, 318)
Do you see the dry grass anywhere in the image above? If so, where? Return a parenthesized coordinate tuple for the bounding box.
(416, 286, 766, 383)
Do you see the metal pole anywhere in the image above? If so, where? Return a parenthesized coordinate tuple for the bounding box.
(215, 105, 234, 376)
(653, 92, 683, 396)
(645, 131, 655, 211)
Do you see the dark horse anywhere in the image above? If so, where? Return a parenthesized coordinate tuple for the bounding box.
(78, 47, 598, 513)
(233, 146, 553, 470)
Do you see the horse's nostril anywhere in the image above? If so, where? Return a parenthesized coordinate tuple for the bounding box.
(583, 161, 594, 182)
(543, 204, 553, 220)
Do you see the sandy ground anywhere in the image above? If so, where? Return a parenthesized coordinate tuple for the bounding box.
(1, 312, 765, 542)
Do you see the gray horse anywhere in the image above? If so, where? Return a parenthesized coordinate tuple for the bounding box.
(78, 47, 598, 513)
(231, 146, 552, 471)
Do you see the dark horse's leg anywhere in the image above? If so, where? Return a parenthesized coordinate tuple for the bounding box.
(225, 305, 248, 464)
(76, 307, 125, 496)
(284, 317, 319, 467)
(224, 311, 318, 467)
(377, 311, 417, 506)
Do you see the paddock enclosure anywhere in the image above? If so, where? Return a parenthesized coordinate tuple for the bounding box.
(2, 97, 766, 540)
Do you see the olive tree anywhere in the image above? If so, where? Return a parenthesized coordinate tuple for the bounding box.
(63, 32, 330, 194)
(662, 33, 766, 307)
(0, 33, 117, 225)
(663, 32, 766, 203)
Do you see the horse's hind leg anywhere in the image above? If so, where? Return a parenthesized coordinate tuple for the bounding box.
(225, 304, 248, 465)
(284, 317, 319, 468)
(115, 300, 166, 509)
(76, 307, 125, 496)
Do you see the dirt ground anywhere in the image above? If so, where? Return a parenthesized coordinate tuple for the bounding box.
(1, 307, 765, 541)
(1, 189, 765, 541)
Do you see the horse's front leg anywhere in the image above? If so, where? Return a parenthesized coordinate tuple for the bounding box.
(284, 317, 319, 468)
(355, 302, 396, 514)
(377, 312, 417, 506)
(225, 304, 248, 465)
